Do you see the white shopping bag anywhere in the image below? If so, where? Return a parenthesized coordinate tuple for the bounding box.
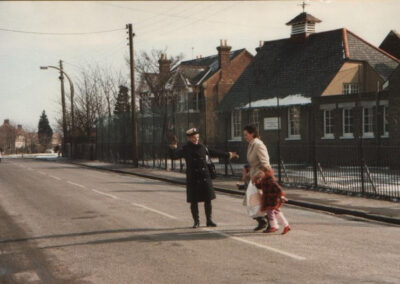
(246, 182, 264, 218)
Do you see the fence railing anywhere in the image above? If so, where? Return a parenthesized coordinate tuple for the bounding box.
(95, 113, 400, 201)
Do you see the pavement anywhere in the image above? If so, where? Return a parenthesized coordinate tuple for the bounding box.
(1, 158, 400, 283)
(72, 160, 400, 226)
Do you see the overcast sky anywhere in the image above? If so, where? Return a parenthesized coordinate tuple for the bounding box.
(0, 0, 399, 130)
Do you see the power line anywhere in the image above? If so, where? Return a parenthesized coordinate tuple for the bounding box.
(0, 27, 125, 36)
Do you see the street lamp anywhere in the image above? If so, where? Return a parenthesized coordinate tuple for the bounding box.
(40, 61, 75, 157)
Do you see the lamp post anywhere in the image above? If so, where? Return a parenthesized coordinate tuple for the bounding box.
(40, 60, 75, 157)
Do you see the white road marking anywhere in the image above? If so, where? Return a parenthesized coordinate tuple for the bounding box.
(12, 270, 41, 282)
(91, 189, 118, 200)
(202, 228, 306, 261)
(49, 175, 61, 181)
(67, 181, 86, 189)
(38, 171, 47, 176)
(130, 202, 178, 220)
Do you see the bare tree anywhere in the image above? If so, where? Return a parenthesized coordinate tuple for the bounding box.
(134, 49, 183, 141)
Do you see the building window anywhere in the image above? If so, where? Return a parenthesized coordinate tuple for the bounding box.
(342, 108, 354, 138)
(177, 92, 187, 112)
(288, 106, 300, 139)
(250, 109, 259, 132)
(383, 106, 389, 137)
(343, 83, 359, 95)
(323, 109, 334, 139)
(362, 107, 374, 138)
(231, 110, 242, 140)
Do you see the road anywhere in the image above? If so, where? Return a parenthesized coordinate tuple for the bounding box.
(0, 159, 399, 284)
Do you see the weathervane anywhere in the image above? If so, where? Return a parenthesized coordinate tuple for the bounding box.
(298, 1, 309, 12)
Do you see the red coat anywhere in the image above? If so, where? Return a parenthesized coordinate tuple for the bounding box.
(256, 170, 286, 211)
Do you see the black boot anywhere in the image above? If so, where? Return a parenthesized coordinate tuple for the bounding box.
(253, 217, 267, 231)
(205, 201, 217, 227)
(190, 202, 200, 228)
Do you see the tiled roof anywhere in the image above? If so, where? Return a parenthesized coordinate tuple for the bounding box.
(286, 12, 322, 25)
(218, 28, 399, 111)
(379, 30, 400, 60)
(346, 30, 399, 80)
(177, 49, 245, 85)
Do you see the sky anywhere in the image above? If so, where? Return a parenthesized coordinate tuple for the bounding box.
(0, 0, 399, 131)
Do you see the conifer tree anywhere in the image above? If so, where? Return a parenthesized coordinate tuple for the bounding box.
(38, 110, 53, 150)
(113, 85, 130, 115)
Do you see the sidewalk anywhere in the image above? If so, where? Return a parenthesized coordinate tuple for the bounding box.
(72, 160, 400, 225)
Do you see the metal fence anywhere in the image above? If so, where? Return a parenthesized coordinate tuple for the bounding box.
(95, 102, 400, 201)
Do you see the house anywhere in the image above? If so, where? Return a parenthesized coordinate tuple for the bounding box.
(15, 124, 26, 152)
(379, 30, 400, 60)
(217, 12, 399, 164)
(169, 42, 253, 144)
(0, 119, 16, 154)
(137, 43, 253, 146)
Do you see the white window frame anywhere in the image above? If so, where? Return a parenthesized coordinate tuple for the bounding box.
(188, 92, 200, 112)
(343, 83, 359, 95)
(250, 109, 260, 133)
(231, 110, 242, 141)
(323, 109, 334, 139)
(382, 105, 389, 138)
(287, 106, 301, 140)
(340, 107, 354, 139)
(177, 91, 187, 113)
(362, 107, 374, 138)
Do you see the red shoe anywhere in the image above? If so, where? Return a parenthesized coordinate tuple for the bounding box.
(282, 226, 291, 235)
(263, 227, 278, 233)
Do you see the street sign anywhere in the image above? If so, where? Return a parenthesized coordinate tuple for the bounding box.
(264, 117, 280, 130)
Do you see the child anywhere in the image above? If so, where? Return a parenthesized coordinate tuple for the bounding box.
(257, 170, 290, 234)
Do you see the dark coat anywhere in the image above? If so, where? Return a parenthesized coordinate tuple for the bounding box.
(170, 142, 230, 203)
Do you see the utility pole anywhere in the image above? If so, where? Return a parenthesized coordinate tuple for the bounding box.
(127, 23, 138, 167)
(59, 60, 68, 157)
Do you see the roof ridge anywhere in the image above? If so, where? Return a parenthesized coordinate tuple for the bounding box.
(390, 30, 400, 39)
(342, 28, 350, 59)
(180, 48, 245, 65)
(262, 28, 344, 45)
(346, 29, 400, 63)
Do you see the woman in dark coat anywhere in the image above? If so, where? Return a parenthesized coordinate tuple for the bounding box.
(169, 128, 238, 228)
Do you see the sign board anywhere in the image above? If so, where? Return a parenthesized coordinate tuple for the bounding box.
(264, 117, 280, 130)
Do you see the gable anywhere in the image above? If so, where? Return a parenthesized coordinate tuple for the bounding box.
(346, 30, 399, 80)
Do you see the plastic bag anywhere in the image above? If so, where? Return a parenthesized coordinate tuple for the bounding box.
(246, 182, 264, 218)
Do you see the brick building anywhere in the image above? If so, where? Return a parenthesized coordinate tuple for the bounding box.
(171, 41, 253, 144)
(138, 42, 253, 146)
(0, 119, 16, 154)
(217, 12, 399, 164)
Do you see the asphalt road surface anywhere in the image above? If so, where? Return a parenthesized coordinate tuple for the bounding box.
(0, 159, 399, 284)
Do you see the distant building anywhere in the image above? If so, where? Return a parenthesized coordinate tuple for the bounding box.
(15, 124, 26, 151)
(0, 119, 16, 154)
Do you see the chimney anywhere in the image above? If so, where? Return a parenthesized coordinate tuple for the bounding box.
(17, 124, 22, 131)
(158, 53, 171, 78)
(256, 40, 264, 53)
(286, 12, 321, 43)
(3, 119, 9, 125)
(217, 39, 232, 70)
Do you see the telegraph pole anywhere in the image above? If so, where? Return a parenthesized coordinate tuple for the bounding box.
(127, 23, 138, 167)
(59, 60, 68, 157)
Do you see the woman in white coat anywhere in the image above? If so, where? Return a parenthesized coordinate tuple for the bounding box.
(243, 125, 270, 231)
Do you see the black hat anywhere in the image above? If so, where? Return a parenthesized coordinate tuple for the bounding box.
(186, 128, 200, 136)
